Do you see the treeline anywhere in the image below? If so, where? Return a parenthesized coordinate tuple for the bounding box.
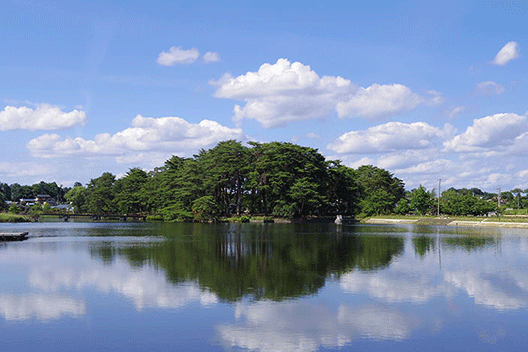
(60, 141, 405, 221)
(0, 181, 70, 210)
(1, 140, 519, 220)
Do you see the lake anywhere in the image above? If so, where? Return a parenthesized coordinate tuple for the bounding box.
(1, 222, 527, 351)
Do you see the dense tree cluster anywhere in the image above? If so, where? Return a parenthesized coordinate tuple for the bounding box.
(2, 140, 522, 219)
(59, 141, 404, 220)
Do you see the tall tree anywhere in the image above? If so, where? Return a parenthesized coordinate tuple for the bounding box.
(410, 185, 434, 215)
(114, 168, 149, 214)
(85, 172, 117, 214)
(64, 186, 87, 213)
(356, 165, 405, 215)
(198, 140, 250, 216)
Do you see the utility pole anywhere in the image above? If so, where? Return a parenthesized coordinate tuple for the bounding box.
(437, 179, 441, 216)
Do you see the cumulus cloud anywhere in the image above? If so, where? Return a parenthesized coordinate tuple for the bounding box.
(0, 294, 86, 321)
(203, 51, 221, 63)
(447, 106, 466, 119)
(29, 260, 218, 310)
(444, 113, 527, 152)
(27, 115, 244, 163)
(492, 41, 520, 66)
(217, 301, 419, 351)
(328, 122, 454, 154)
(0, 161, 54, 177)
(475, 81, 505, 95)
(336, 84, 425, 119)
(212, 59, 435, 127)
(0, 104, 86, 131)
(446, 271, 528, 310)
(157, 46, 200, 65)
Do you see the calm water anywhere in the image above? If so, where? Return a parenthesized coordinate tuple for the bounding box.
(1, 222, 528, 351)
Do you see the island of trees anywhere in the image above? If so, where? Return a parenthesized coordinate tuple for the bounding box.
(0, 140, 524, 222)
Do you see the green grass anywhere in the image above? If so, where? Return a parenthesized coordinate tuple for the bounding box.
(0, 213, 33, 222)
(365, 214, 528, 224)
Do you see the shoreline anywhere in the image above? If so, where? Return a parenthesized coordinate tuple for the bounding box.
(364, 217, 528, 229)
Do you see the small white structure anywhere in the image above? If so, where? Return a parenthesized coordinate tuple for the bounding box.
(335, 215, 343, 225)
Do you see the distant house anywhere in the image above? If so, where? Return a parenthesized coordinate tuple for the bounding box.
(19, 198, 37, 206)
(36, 195, 55, 205)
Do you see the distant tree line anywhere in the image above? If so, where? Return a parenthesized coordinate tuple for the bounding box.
(58, 141, 405, 220)
(0, 140, 521, 219)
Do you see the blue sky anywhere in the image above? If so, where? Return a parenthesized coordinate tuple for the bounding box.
(1, 0, 527, 192)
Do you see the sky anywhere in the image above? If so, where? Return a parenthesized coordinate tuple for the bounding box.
(1, 0, 527, 192)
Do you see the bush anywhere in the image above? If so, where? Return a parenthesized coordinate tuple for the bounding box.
(0, 213, 31, 222)
(8, 204, 21, 214)
(159, 203, 193, 222)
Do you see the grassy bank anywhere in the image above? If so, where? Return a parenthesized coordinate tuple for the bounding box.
(363, 214, 528, 227)
(0, 213, 33, 223)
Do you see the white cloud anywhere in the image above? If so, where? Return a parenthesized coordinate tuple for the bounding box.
(492, 41, 520, 66)
(157, 46, 200, 66)
(213, 58, 434, 127)
(446, 271, 528, 310)
(328, 122, 454, 154)
(29, 260, 218, 310)
(203, 51, 221, 63)
(444, 113, 527, 152)
(377, 150, 433, 170)
(0, 161, 54, 177)
(0, 294, 86, 321)
(475, 81, 505, 95)
(336, 84, 425, 119)
(447, 106, 466, 119)
(217, 301, 419, 351)
(27, 114, 245, 164)
(0, 104, 86, 131)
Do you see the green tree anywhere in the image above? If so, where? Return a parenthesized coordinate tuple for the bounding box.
(8, 203, 21, 214)
(192, 195, 218, 222)
(410, 185, 434, 215)
(10, 183, 33, 201)
(356, 165, 404, 215)
(326, 161, 359, 215)
(511, 188, 523, 209)
(198, 140, 250, 216)
(247, 142, 328, 216)
(0, 190, 6, 210)
(0, 183, 11, 201)
(394, 198, 411, 215)
(114, 168, 149, 214)
(42, 202, 52, 213)
(85, 172, 117, 214)
(65, 186, 87, 213)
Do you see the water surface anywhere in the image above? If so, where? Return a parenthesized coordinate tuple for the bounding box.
(1, 222, 527, 351)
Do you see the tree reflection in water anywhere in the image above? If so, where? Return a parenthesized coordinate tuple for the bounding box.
(90, 223, 405, 301)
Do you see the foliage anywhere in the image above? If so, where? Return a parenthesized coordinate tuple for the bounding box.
(158, 203, 193, 222)
(0, 213, 31, 222)
(90, 226, 404, 302)
(42, 202, 52, 213)
(6, 141, 517, 220)
(394, 198, 411, 215)
(410, 185, 435, 215)
(8, 203, 21, 214)
(65, 186, 87, 213)
(192, 196, 218, 222)
(441, 189, 496, 216)
(114, 168, 148, 214)
(355, 165, 404, 215)
(85, 172, 117, 214)
(0, 191, 6, 210)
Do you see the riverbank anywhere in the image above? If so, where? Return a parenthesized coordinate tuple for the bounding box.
(0, 213, 33, 223)
(363, 216, 528, 229)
